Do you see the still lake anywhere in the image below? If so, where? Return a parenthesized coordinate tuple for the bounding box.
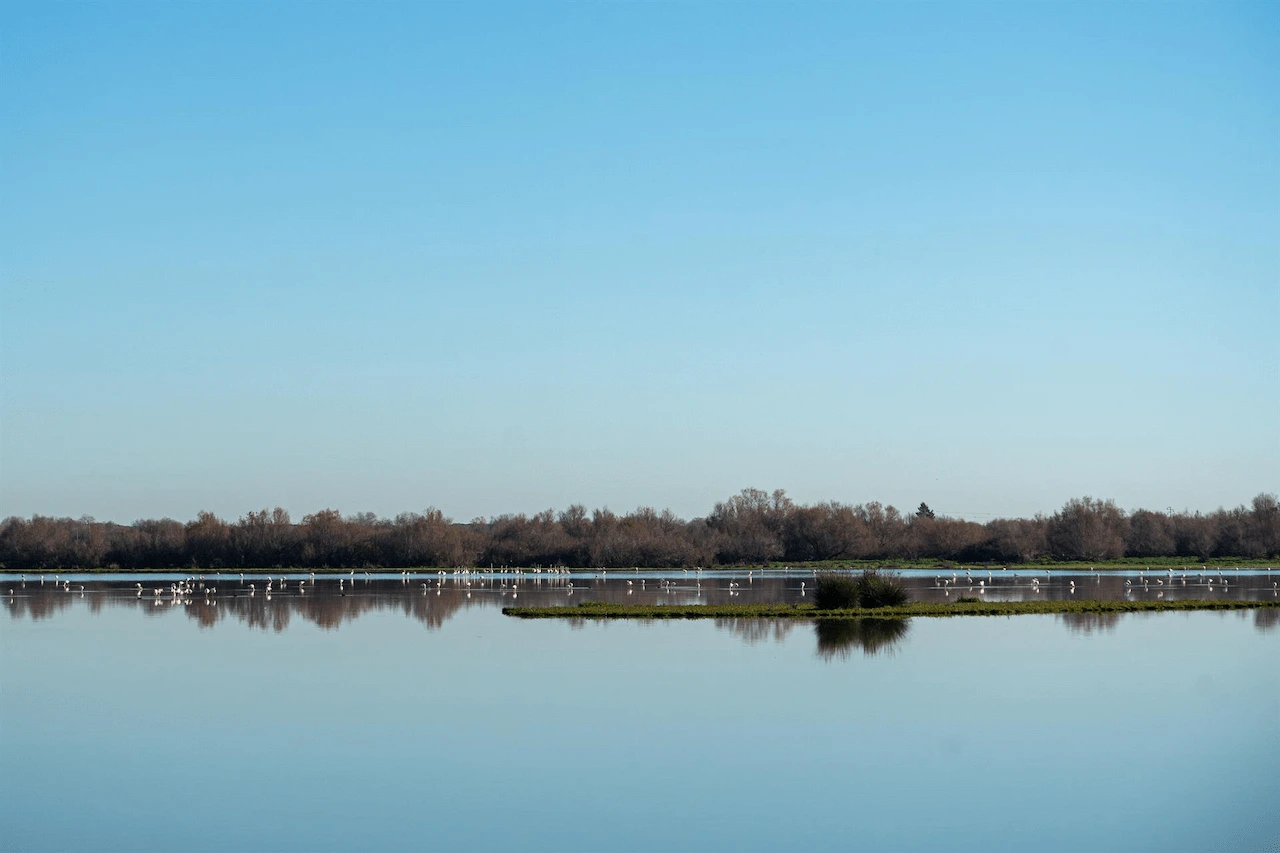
(3, 570, 1277, 852)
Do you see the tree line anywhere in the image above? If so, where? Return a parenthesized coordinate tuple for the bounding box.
(1, 489, 1277, 570)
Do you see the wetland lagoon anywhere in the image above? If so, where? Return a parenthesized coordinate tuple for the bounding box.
(2, 568, 1278, 852)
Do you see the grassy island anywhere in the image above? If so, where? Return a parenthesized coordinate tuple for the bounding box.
(503, 598, 1280, 620)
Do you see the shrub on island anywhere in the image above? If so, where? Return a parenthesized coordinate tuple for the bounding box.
(855, 570, 910, 608)
(814, 570, 910, 610)
(814, 573, 860, 609)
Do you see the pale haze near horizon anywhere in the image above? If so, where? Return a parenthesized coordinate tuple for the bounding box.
(1, 2, 1277, 526)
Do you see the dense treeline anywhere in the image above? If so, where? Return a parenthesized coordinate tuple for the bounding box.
(1, 489, 1277, 570)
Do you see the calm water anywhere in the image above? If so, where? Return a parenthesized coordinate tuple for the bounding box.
(2, 571, 1277, 852)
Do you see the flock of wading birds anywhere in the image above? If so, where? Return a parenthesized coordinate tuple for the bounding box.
(932, 565, 1278, 597)
(6, 564, 1280, 607)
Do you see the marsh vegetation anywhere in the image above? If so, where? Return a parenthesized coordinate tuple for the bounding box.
(814, 570, 911, 609)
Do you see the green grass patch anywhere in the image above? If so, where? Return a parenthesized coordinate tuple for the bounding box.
(763, 557, 1278, 571)
(503, 598, 1280, 620)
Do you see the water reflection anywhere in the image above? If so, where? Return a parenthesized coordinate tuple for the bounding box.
(814, 618, 911, 660)
(4, 582, 1275, 853)
(714, 618, 799, 645)
(1058, 612, 1123, 635)
(1, 574, 818, 634)
(2, 579, 472, 632)
(3, 573, 1278, 646)
(915, 566, 1280, 603)
(6, 566, 1277, 605)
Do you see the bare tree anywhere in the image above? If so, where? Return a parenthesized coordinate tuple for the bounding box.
(1125, 509, 1175, 557)
(1047, 498, 1127, 560)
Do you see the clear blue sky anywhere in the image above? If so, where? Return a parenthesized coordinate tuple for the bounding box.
(2, 1, 1276, 524)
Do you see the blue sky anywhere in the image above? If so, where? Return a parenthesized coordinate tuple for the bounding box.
(2, 1, 1276, 524)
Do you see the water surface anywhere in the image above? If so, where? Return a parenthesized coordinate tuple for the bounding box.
(2, 572, 1276, 852)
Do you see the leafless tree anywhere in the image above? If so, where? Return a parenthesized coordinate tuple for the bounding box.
(1046, 497, 1127, 560)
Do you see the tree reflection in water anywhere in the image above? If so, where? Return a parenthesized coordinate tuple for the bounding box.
(3, 588, 75, 621)
(4, 580, 1279, 643)
(1057, 612, 1123, 635)
(714, 618, 798, 645)
(814, 618, 910, 660)
(2, 581, 471, 632)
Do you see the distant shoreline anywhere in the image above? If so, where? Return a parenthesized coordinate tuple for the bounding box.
(4, 492, 1277, 571)
(3, 557, 1276, 574)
